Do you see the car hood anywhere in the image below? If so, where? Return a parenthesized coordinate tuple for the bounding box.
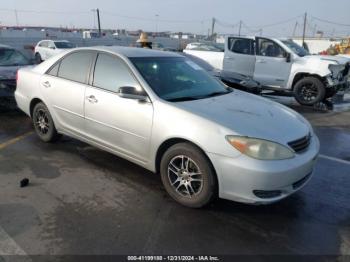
(175, 91, 311, 144)
(307, 55, 350, 65)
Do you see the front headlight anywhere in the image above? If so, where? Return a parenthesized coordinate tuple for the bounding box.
(226, 136, 295, 160)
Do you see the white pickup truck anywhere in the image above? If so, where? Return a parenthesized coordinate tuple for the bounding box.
(184, 37, 350, 105)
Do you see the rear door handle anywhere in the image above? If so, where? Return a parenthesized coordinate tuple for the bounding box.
(42, 81, 51, 88)
(86, 95, 98, 103)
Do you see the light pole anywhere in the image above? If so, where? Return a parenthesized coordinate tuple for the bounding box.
(155, 14, 159, 36)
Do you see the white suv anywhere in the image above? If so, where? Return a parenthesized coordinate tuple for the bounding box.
(34, 40, 75, 63)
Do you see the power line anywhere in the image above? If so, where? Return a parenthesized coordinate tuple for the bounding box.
(246, 14, 304, 29)
(311, 16, 350, 27)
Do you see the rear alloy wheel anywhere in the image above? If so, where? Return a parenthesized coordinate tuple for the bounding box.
(294, 77, 326, 106)
(33, 102, 60, 142)
(160, 143, 217, 208)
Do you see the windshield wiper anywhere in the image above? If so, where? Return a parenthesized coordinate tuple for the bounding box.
(200, 90, 232, 98)
(167, 96, 201, 102)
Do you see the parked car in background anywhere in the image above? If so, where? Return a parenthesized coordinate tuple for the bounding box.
(182, 52, 261, 94)
(184, 42, 225, 71)
(185, 37, 350, 106)
(15, 46, 319, 208)
(152, 42, 177, 51)
(185, 42, 224, 52)
(34, 40, 76, 62)
(0, 44, 34, 107)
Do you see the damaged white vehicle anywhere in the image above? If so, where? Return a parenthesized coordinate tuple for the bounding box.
(184, 37, 350, 105)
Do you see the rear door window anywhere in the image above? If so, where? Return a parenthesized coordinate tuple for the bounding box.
(228, 38, 255, 55)
(57, 51, 94, 83)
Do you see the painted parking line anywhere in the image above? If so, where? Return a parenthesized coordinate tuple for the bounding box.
(319, 154, 350, 166)
(0, 226, 27, 256)
(0, 132, 33, 151)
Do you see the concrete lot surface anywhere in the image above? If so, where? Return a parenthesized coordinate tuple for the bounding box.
(0, 105, 349, 260)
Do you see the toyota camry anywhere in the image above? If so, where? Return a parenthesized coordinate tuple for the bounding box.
(15, 46, 319, 208)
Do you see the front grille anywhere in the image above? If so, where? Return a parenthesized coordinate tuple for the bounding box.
(288, 134, 311, 153)
(293, 174, 311, 190)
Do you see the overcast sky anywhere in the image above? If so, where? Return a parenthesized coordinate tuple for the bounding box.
(0, 0, 349, 37)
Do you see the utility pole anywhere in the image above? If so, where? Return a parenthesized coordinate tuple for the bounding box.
(211, 17, 215, 40)
(302, 12, 307, 47)
(238, 20, 242, 36)
(96, 8, 101, 37)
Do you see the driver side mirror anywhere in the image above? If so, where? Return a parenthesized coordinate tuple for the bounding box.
(117, 86, 149, 102)
(285, 52, 292, 63)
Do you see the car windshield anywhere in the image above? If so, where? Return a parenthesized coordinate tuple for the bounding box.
(54, 42, 75, 49)
(281, 40, 310, 57)
(0, 49, 30, 66)
(130, 57, 231, 102)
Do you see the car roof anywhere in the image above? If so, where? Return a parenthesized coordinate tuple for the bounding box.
(79, 46, 182, 58)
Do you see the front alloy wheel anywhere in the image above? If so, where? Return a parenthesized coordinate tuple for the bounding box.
(160, 143, 217, 208)
(167, 155, 204, 198)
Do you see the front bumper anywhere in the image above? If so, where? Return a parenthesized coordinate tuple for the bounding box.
(207, 135, 320, 204)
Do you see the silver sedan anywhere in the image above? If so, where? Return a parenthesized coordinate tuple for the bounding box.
(15, 46, 319, 208)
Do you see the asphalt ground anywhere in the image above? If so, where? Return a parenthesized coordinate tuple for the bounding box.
(0, 102, 349, 262)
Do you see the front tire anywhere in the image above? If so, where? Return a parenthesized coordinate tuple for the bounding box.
(293, 77, 326, 106)
(32, 102, 60, 142)
(160, 143, 217, 208)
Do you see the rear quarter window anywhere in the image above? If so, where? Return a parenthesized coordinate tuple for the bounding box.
(57, 51, 94, 83)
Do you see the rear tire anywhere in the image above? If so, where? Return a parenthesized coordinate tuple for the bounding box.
(294, 77, 326, 106)
(160, 143, 217, 208)
(32, 102, 60, 142)
(34, 53, 42, 64)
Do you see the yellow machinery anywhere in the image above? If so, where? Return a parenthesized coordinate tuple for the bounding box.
(326, 38, 350, 55)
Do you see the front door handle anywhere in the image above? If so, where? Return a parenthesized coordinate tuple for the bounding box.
(256, 59, 266, 63)
(42, 81, 51, 88)
(86, 95, 98, 103)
